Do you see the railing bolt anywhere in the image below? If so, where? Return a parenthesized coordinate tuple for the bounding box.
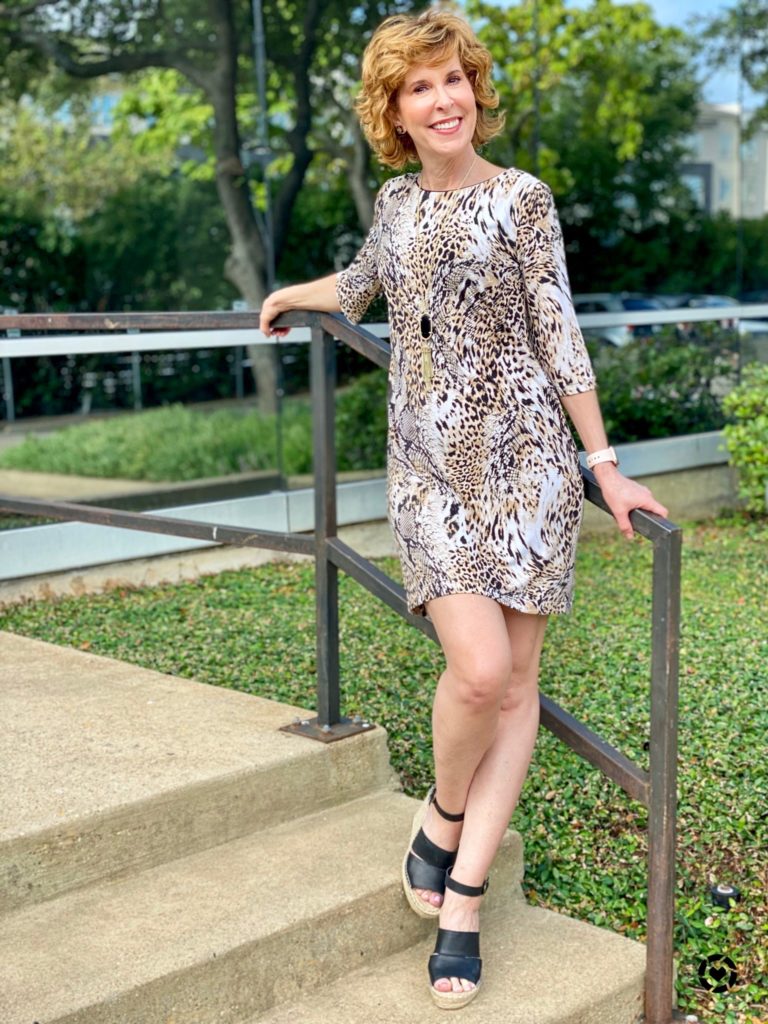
(321, 723, 332, 733)
(353, 714, 362, 724)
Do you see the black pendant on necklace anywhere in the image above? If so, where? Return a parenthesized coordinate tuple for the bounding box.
(420, 314, 432, 340)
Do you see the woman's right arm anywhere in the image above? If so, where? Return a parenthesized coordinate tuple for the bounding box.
(259, 273, 341, 337)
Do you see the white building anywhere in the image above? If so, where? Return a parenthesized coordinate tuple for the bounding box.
(681, 102, 768, 219)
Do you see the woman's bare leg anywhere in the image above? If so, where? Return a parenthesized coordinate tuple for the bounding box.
(410, 594, 514, 909)
(423, 597, 548, 994)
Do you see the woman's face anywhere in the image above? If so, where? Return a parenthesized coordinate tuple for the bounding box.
(395, 55, 477, 163)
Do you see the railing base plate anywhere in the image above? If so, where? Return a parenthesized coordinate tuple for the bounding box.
(279, 716, 376, 743)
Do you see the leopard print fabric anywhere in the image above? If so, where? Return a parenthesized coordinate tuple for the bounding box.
(336, 167, 597, 617)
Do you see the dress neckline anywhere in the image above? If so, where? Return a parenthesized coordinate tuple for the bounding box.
(413, 167, 513, 195)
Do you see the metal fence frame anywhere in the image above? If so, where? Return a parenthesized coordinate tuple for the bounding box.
(0, 309, 682, 1024)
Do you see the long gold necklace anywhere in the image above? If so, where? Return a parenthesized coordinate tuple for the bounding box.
(415, 153, 477, 386)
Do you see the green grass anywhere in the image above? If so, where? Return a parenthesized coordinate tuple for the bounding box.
(0, 516, 766, 1023)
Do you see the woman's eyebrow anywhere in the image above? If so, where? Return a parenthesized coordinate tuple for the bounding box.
(407, 67, 463, 87)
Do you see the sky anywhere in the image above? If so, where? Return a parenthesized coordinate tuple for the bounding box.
(569, 0, 749, 106)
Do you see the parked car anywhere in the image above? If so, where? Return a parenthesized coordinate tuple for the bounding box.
(571, 293, 667, 347)
(660, 294, 768, 336)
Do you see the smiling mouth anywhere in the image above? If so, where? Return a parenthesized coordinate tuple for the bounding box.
(430, 117, 461, 132)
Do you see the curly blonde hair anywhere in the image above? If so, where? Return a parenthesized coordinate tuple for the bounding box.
(355, 8, 505, 170)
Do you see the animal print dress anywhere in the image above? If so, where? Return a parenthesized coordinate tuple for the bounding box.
(336, 168, 597, 617)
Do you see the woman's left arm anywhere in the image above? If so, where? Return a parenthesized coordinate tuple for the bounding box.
(560, 389, 669, 539)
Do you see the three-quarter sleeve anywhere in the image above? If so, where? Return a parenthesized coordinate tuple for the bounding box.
(335, 188, 385, 324)
(513, 180, 597, 396)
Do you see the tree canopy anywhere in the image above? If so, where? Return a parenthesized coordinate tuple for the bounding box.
(705, 1, 768, 128)
(0, 0, 739, 307)
(0, 0, 424, 306)
(471, 0, 700, 251)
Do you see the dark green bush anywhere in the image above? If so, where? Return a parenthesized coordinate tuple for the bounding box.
(722, 362, 768, 514)
(591, 324, 739, 443)
(335, 369, 388, 471)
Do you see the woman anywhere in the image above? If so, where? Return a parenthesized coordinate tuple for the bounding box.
(260, 8, 668, 1011)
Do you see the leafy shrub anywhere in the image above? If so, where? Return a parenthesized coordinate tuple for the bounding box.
(722, 362, 768, 514)
(591, 324, 740, 443)
(0, 405, 285, 481)
(335, 369, 387, 471)
(0, 370, 389, 482)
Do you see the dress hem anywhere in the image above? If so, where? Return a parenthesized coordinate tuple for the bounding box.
(409, 586, 573, 620)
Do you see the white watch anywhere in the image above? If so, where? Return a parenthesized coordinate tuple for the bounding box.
(586, 446, 619, 470)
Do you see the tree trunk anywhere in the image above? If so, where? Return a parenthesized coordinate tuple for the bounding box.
(207, 0, 277, 414)
(347, 119, 376, 232)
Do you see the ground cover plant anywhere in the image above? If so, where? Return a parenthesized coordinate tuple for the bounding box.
(0, 517, 765, 1022)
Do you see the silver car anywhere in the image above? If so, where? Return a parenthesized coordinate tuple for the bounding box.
(571, 293, 667, 348)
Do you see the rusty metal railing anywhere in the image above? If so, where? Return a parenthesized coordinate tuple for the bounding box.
(0, 308, 682, 1023)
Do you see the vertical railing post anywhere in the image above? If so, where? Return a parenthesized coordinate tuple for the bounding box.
(645, 527, 682, 1024)
(2, 356, 15, 422)
(310, 317, 340, 727)
(130, 350, 143, 411)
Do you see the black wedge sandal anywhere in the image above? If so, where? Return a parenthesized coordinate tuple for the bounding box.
(428, 871, 489, 1009)
(402, 785, 465, 919)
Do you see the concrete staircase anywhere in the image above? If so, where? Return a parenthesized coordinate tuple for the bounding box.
(0, 631, 646, 1024)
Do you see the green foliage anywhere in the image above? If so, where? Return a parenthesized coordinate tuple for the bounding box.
(0, 370, 388, 480)
(722, 363, 768, 514)
(0, 405, 282, 481)
(0, 86, 173, 225)
(705, 1, 768, 133)
(587, 210, 768, 297)
(79, 174, 236, 312)
(335, 370, 388, 471)
(471, 0, 699, 237)
(0, 82, 235, 315)
(0, 202, 85, 311)
(0, 518, 766, 1021)
(112, 69, 214, 181)
(590, 325, 740, 442)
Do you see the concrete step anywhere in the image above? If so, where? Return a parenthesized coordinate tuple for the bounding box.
(254, 901, 646, 1024)
(0, 632, 397, 912)
(0, 791, 525, 1024)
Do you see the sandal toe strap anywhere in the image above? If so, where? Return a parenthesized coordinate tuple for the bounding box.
(429, 929, 482, 986)
(406, 851, 448, 894)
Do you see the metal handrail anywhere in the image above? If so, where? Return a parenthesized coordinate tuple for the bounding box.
(0, 308, 681, 1024)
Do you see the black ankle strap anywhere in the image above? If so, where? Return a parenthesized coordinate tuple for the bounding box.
(445, 870, 489, 898)
(431, 791, 465, 823)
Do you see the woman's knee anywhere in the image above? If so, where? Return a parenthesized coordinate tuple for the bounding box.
(445, 654, 512, 709)
(499, 670, 540, 712)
